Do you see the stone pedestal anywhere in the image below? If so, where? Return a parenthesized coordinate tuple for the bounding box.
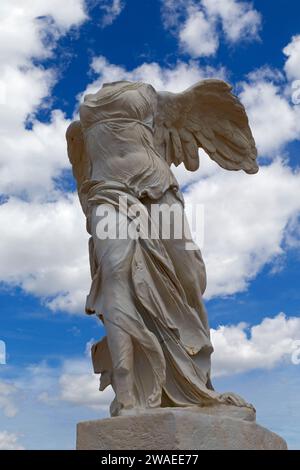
(76, 405, 287, 450)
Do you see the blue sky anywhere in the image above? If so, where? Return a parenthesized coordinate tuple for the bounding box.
(0, 0, 300, 450)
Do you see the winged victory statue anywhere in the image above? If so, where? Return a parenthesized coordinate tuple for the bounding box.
(66, 79, 258, 417)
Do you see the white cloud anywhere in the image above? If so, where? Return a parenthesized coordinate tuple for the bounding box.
(14, 313, 300, 414)
(211, 313, 300, 377)
(202, 0, 261, 43)
(0, 4, 298, 445)
(0, 1, 89, 199)
(161, 0, 261, 58)
(0, 431, 24, 450)
(0, 58, 226, 312)
(2, 157, 298, 324)
(1, 338, 300, 449)
(0, 1, 97, 311)
(0, 340, 5, 364)
(0, 381, 18, 418)
(284, 35, 300, 82)
(0, 312, 299, 441)
(110, 31, 300, 159)
(0, 111, 73, 198)
(0, 5, 298, 315)
(61, 311, 300, 408)
(87, 54, 226, 95)
(37, 312, 300, 410)
(239, 73, 300, 156)
(0, 354, 112, 449)
(0, 0, 87, 67)
(22, 354, 113, 411)
(185, 159, 300, 298)
(237, 37, 300, 156)
(0, 195, 90, 314)
(179, 7, 219, 57)
(1, 53, 299, 312)
(59, 359, 113, 409)
(99, 0, 125, 27)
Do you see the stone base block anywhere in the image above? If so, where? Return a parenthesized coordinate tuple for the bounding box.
(76, 406, 287, 450)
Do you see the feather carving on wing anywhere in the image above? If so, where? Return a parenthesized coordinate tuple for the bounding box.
(154, 79, 258, 174)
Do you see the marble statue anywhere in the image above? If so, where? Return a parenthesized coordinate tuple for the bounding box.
(66, 79, 258, 417)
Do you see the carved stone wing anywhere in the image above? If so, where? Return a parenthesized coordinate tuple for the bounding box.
(154, 79, 258, 174)
(66, 120, 91, 213)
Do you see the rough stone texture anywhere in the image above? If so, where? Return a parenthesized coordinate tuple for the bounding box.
(76, 406, 287, 450)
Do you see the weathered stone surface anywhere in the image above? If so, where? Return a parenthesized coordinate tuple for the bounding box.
(76, 406, 287, 450)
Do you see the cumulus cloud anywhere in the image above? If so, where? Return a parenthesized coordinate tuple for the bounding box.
(84, 55, 299, 302)
(87, 54, 227, 94)
(0, 1, 89, 199)
(284, 35, 300, 82)
(0, 195, 90, 314)
(0, 381, 18, 417)
(0, 56, 208, 313)
(202, 0, 261, 43)
(161, 0, 261, 58)
(98, 0, 125, 27)
(1, 51, 300, 313)
(2, 159, 299, 312)
(0, 0, 87, 67)
(0, 111, 73, 198)
(0, 431, 24, 450)
(179, 7, 219, 58)
(211, 313, 300, 377)
(237, 36, 300, 156)
(1, 312, 298, 423)
(22, 352, 113, 411)
(0, 4, 298, 315)
(238, 70, 300, 156)
(0, 0, 88, 108)
(185, 159, 300, 298)
(0, 341, 5, 364)
(0, 57, 225, 313)
(59, 358, 113, 409)
(29, 312, 300, 411)
(89, 38, 300, 160)
(17, 313, 300, 413)
(0, 1, 96, 311)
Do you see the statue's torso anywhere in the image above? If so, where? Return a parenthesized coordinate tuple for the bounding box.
(80, 82, 179, 200)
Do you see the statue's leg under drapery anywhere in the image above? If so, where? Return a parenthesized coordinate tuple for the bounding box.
(92, 218, 136, 411)
(88, 188, 223, 413)
(89, 204, 166, 414)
